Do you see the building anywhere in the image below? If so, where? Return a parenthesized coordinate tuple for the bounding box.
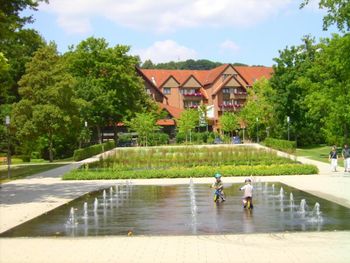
(137, 64, 273, 132)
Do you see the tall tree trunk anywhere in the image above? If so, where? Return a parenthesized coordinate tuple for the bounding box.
(48, 134, 53, 162)
(344, 122, 348, 143)
(113, 123, 118, 144)
(97, 125, 102, 144)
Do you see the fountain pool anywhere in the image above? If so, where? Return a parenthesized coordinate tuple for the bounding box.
(1, 182, 349, 237)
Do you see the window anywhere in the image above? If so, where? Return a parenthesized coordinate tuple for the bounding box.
(146, 88, 151, 95)
(163, 88, 171, 94)
(181, 88, 196, 95)
(223, 88, 230, 94)
(184, 100, 199, 108)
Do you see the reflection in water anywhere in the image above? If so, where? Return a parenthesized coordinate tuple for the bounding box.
(242, 209, 254, 233)
(2, 182, 350, 237)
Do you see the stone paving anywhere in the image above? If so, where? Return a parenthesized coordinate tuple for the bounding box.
(0, 144, 349, 263)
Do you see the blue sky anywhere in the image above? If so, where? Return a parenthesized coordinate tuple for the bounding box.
(24, 0, 338, 66)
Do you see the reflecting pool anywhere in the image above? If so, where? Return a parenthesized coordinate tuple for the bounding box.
(1, 181, 350, 237)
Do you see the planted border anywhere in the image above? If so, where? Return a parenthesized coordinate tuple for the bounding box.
(264, 138, 296, 153)
(73, 141, 115, 161)
(96, 146, 296, 170)
(63, 164, 318, 180)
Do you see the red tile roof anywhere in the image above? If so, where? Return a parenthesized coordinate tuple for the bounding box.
(140, 64, 272, 89)
(156, 119, 176, 126)
(158, 103, 183, 119)
(234, 66, 273, 86)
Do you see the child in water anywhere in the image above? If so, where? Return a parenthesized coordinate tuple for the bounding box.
(239, 178, 253, 208)
(212, 173, 226, 202)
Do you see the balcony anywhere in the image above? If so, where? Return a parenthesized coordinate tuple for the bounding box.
(182, 92, 203, 98)
(233, 91, 247, 98)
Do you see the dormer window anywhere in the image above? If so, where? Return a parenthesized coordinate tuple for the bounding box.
(223, 88, 230, 94)
(163, 88, 171, 94)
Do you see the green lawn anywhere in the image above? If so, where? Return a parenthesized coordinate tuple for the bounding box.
(0, 163, 67, 183)
(296, 145, 344, 167)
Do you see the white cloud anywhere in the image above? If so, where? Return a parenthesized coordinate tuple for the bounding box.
(220, 40, 240, 53)
(133, 40, 197, 63)
(57, 16, 92, 34)
(39, 0, 293, 34)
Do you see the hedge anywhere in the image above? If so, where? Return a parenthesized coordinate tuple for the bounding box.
(63, 163, 318, 180)
(73, 141, 115, 161)
(264, 138, 296, 153)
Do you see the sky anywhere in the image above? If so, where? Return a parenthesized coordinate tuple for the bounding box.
(24, 0, 339, 66)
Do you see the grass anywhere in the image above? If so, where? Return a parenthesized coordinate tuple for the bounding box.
(296, 145, 333, 163)
(0, 163, 68, 183)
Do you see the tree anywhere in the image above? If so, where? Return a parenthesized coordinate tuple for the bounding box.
(239, 78, 276, 142)
(301, 0, 350, 32)
(269, 36, 323, 145)
(299, 34, 350, 145)
(12, 43, 80, 161)
(0, 0, 47, 39)
(142, 59, 155, 69)
(67, 37, 154, 143)
(124, 112, 159, 146)
(176, 109, 198, 142)
(219, 112, 239, 137)
(0, 29, 46, 104)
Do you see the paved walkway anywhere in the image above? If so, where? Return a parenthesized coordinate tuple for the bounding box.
(0, 144, 349, 263)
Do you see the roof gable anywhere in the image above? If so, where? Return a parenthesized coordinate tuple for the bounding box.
(181, 75, 202, 88)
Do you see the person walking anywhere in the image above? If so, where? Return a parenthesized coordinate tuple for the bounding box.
(329, 146, 338, 172)
(342, 144, 350, 172)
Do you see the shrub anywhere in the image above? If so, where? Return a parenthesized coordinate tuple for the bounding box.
(20, 155, 31, 162)
(73, 141, 115, 161)
(264, 138, 296, 153)
(147, 132, 169, 146)
(31, 151, 40, 159)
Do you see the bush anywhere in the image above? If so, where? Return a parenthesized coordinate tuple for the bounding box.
(176, 131, 215, 144)
(73, 141, 115, 161)
(264, 138, 296, 153)
(20, 155, 31, 162)
(31, 152, 40, 159)
(63, 163, 318, 180)
(147, 132, 169, 146)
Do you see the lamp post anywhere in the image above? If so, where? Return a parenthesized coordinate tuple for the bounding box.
(5, 116, 11, 179)
(256, 117, 259, 143)
(287, 116, 290, 141)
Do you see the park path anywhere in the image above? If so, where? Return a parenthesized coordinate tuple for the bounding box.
(0, 144, 349, 263)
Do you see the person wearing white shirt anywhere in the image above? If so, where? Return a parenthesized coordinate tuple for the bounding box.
(239, 178, 254, 208)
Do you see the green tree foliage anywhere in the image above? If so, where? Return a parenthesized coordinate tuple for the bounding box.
(124, 112, 160, 146)
(67, 37, 153, 143)
(0, 0, 47, 39)
(269, 36, 324, 145)
(12, 43, 80, 161)
(141, 59, 224, 70)
(239, 78, 276, 141)
(0, 0, 47, 105)
(301, 0, 350, 32)
(299, 34, 350, 145)
(176, 109, 198, 142)
(219, 112, 239, 136)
